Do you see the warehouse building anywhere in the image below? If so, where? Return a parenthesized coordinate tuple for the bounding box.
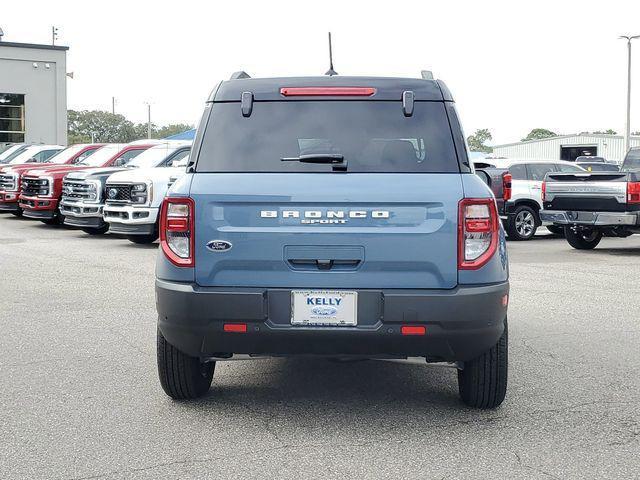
(492, 134, 640, 163)
(0, 40, 68, 145)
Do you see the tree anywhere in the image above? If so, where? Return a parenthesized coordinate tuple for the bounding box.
(521, 128, 558, 142)
(68, 111, 195, 143)
(632, 131, 640, 136)
(592, 129, 617, 135)
(156, 123, 194, 138)
(467, 128, 493, 153)
(68, 110, 138, 143)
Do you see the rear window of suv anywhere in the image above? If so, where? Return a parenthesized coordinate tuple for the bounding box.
(196, 101, 459, 173)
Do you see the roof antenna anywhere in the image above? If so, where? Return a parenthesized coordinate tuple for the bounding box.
(325, 32, 338, 76)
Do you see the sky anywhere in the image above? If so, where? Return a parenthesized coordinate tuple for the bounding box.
(2, 0, 640, 145)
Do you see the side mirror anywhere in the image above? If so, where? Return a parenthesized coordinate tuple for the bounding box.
(172, 158, 188, 168)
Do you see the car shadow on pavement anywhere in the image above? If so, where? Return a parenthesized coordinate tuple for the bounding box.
(583, 247, 640, 256)
(515, 234, 564, 242)
(118, 241, 158, 249)
(182, 358, 481, 420)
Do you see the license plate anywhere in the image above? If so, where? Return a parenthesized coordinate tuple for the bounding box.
(291, 290, 357, 326)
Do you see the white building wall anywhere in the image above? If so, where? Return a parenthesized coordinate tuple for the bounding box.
(0, 42, 68, 145)
(493, 135, 640, 163)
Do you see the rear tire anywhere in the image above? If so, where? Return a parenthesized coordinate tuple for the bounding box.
(546, 225, 564, 236)
(564, 226, 602, 250)
(506, 205, 538, 241)
(157, 328, 215, 400)
(458, 321, 508, 409)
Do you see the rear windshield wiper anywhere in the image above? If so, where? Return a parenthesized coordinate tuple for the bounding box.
(281, 154, 347, 171)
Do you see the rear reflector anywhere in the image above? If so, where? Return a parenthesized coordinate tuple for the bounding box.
(401, 325, 426, 336)
(502, 294, 509, 307)
(224, 323, 247, 333)
(280, 87, 376, 97)
(167, 217, 188, 232)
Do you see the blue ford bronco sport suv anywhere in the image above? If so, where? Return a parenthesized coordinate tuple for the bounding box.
(155, 72, 509, 408)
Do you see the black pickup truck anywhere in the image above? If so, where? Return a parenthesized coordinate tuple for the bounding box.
(540, 147, 640, 249)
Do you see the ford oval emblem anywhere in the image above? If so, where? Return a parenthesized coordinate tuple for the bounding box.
(107, 188, 118, 199)
(311, 306, 337, 316)
(206, 240, 232, 252)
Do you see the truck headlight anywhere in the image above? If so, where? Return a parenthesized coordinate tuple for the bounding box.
(3, 173, 18, 192)
(86, 180, 101, 203)
(41, 176, 54, 197)
(130, 183, 148, 204)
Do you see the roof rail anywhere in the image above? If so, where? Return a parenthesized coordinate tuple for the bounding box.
(230, 71, 251, 80)
(420, 70, 434, 80)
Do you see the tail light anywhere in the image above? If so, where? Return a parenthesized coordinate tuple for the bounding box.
(627, 182, 640, 204)
(458, 198, 499, 270)
(541, 181, 547, 202)
(502, 173, 512, 202)
(160, 197, 195, 267)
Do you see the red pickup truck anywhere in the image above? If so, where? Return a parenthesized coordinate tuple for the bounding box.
(19, 143, 155, 224)
(0, 144, 103, 216)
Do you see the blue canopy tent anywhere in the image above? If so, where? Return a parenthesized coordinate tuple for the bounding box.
(165, 129, 196, 140)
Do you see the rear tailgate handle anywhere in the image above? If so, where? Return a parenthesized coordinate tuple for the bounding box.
(316, 259, 333, 270)
(287, 258, 361, 271)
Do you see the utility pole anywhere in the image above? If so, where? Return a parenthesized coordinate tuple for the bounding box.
(147, 103, 152, 139)
(52, 26, 58, 46)
(621, 35, 640, 154)
(111, 97, 115, 115)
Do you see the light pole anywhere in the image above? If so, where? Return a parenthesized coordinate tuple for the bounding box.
(144, 102, 152, 139)
(620, 35, 640, 154)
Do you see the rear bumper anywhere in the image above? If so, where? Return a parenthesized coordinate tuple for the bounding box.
(540, 210, 639, 226)
(156, 280, 509, 362)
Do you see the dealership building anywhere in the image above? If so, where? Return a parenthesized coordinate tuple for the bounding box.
(492, 134, 640, 163)
(0, 41, 68, 145)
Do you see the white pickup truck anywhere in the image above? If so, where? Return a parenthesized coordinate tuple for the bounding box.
(476, 159, 585, 240)
(541, 147, 640, 249)
(103, 141, 191, 243)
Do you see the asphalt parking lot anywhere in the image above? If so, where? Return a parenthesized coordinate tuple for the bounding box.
(0, 214, 638, 480)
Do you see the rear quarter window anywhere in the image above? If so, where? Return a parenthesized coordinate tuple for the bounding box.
(508, 164, 526, 180)
(195, 101, 460, 173)
(527, 163, 556, 181)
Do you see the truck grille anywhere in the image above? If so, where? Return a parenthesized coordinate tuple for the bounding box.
(62, 179, 96, 202)
(0, 174, 16, 191)
(105, 184, 132, 204)
(21, 176, 50, 196)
